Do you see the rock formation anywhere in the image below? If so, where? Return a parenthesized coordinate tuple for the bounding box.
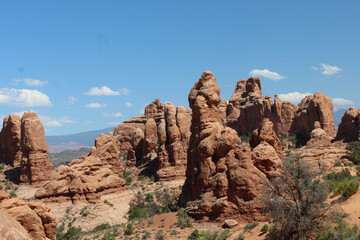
(0, 114, 22, 166)
(180, 71, 274, 221)
(306, 121, 333, 147)
(0, 190, 57, 240)
(19, 112, 55, 186)
(249, 118, 284, 158)
(35, 155, 127, 203)
(144, 98, 164, 119)
(291, 92, 336, 142)
(226, 78, 297, 136)
(336, 107, 360, 142)
(81, 132, 123, 174)
(156, 103, 191, 180)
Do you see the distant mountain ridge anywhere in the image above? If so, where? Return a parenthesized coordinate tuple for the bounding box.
(46, 127, 114, 153)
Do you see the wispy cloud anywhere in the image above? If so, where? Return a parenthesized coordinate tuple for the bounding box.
(119, 88, 132, 95)
(125, 102, 132, 107)
(14, 78, 48, 87)
(68, 96, 79, 105)
(139, 109, 145, 114)
(332, 98, 355, 111)
(0, 88, 52, 107)
(249, 69, 286, 81)
(85, 86, 120, 96)
(278, 92, 313, 104)
(39, 115, 73, 127)
(311, 63, 342, 75)
(85, 102, 107, 108)
(102, 112, 124, 117)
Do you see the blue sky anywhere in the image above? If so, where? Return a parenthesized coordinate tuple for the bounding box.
(1, 0, 359, 135)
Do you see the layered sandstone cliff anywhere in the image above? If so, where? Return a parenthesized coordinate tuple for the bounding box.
(336, 107, 360, 142)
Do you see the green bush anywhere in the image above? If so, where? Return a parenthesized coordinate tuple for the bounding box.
(237, 233, 245, 240)
(326, 168, 359, 198)
(121, 171, 133, 186)
(124, 223, 134, 235)
(260, 224, 269, 234)
(318, 217, 360, 240)
(92, 223, 112, 233)
(218, 229, 230, 240)
(188, 229, 221, 240)
(346, 141, 360, 165)
(244, 222, 259, 232)
(155, 230, 165, 240)
(334, 161, 342, 167)
(10, 190, 17, 197)
(188, 230, 200, 240)
(57, 227, 82, 240)
(177, 209, 192, 229)
(128, 188, 180, 221)
(102, 232, 115, 240)
(239, 132, 252, 143)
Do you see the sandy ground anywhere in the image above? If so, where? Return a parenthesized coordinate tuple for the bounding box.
(340, 189, 360, 226)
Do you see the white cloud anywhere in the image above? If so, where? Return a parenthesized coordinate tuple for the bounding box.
(249, 69, 286, 81)
(85, 86, 120, 96)
(125, 102, 132, 107)
(312, 63, 342, 75)
(278, 92, 313, 104)
(332, 98, 355, 111)
(38, 115, 73, 127)
(0, 88, 52, 107)
(321, 63, 342, 75)
(139, 109, 145, 114)
(119, 87, 132, 95)
(85, 102, 107, 108)
(107, 121, 121, 126)
(68, 96, 79, 105)
(102, 112, 124, 117)
(14, 78, 48, 87)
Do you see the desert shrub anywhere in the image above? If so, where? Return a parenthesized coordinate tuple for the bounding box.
(218, 229, 231, 240)
(177, 209, 192, 229)
(128, 188, 180, 221)
(92, 223, 112, 233)
(124, 223, 134, 235)
(237, 233, 245, 240)
(103, 199, 113, 207)
(260, 224, 269, 234)
(102, 232, 115, 240)
(80, 207, 88, 217)
(326, 168, 359, 198)
(188, 229, 221, 240)
(121, 171, 133, 185)
(188, 230, 200, 240)
(0, 163, 4, 171)
(318, 217, 360, 240)
(333, 161, 342, 167)
(155, 230, 165, 240)
(243, 222, 259, 232)
(261, 154, 332, 240)
(0, 186, 3, 190)
(171, 229, 179, 235)
(239, 132, 252, 143)
(57, 227, 82, 240)
(346, 141, 360, 165)
(138, 175, 146, 181)
(10, 190, 17, 197)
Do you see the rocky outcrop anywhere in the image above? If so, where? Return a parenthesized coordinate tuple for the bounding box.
(82, 132, 123, 174)
(291, 92, 336, 142)
(0, 209, 31, 240)
(19, 112, 55, 186)
(0, 114, 22, 166)
(226, 78, 297, 136)
(249, 118, 284, 158)
(35, 156, 127, 203)
(336, 107, 360, 142)
(156, 103, 191, 180)
(306, 121, 333, 147)
(251, 142, 282, 179)
(144, 98, 164, 119)
(180, 71, 273, 221)
(0, 190, 57, 240)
